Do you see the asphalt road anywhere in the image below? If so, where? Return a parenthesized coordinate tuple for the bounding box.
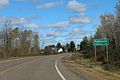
(0, 54, 94, 80)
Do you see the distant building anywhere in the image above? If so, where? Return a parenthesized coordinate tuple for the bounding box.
(76, 44, 80, 51)
(58, 48, 63, 53)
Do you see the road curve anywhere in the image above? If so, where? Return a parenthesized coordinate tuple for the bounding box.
(0, 54, 88, 80)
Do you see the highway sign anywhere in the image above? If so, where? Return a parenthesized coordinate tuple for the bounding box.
(93, 38, 109, 69)
(93, 38, 109, 46)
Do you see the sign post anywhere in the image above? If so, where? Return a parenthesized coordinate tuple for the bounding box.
(106, 45, 109, 69)
(95, 46, 97, 62)
(93, 38, 109, 69)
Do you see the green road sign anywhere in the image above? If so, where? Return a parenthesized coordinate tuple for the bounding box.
(93, 38, 109, 46)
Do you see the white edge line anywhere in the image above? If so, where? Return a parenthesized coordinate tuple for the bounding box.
(55, 60, 66, 80)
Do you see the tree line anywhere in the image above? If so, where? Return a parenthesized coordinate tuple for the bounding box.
(44, 41, 76, 55)
(80, 1, 120, 70)
(0, 18, 77, 57)
(0, 19, 40, 58)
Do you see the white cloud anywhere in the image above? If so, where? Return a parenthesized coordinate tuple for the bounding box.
(26, 15, 41, 21)
(70, 28, 80, 36)
(0, 0, 9, 8)
(37, 2, 62, 9)
(46, 30, 61, 37)
(0, 17, 26, 25)
(16, 0, 38, 2)
(66, 28, 93, 41)
(24, 24, 39, 28)
(16, 18, 26, 24)
(67, 0, 87, 12)
(79, 12, 85, 16)
(23, 16, 91, 28)
(72, 27, 80, 33)
(40, 21, 70, 28)
(0, 16, 40, 26)
(67, 0, 91, 25)
(24, 21, 70, 28)
(45, 29, 67, 38)
(70, 16, 91, 24)
(41, 21, 70, 28)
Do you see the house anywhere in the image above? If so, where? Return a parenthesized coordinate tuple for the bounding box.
(58, 48, 63, 53)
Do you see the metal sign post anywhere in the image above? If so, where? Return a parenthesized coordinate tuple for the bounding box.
(94, 46, 97, 62)
(106, 45, 109, 70)
(93, 38, 109, 69)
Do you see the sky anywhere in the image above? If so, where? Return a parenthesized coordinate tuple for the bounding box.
(0, 0, 118, 47)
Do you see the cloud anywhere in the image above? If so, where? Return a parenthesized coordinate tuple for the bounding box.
(42, 21, 70, 28)
(16, 0, 39, 2)
(0, 0, 9, 8)
(45, 28, 68, 38)
(1, 17, 90, 29)
(66, 28, 93, 41)
(65, 28, 82, 41)
(0, 16, 40, 26)
(46, 30, 62, 38)
(37, 2, 62, 9)
(24, 24, 39, 28)
(72, 27, 80, 33)
(40, 38, 58, 47)
(24, 16, 91, 28)
(69, 16, 91, 24)
(66, 0, 91, 25)
(67, 0, 87, 12)
(0, 15, 78, 30)
(25, 15, 41, 21)
(0, 17, 26, 25)
(69, 28, 80, 36)
(24, 21, 70, 28)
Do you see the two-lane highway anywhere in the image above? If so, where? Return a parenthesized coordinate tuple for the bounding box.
(0, 54, 96, 80)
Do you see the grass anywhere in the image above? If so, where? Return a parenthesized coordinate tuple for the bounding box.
(71, 53, 120, 79)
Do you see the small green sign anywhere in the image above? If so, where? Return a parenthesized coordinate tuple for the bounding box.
(93, 38, 109, 46)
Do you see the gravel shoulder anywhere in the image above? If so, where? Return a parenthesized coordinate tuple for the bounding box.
(62, 55, 120, 80)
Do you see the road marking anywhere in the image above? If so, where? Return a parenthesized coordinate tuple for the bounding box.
(0, 58, 25, 64)
(0, 63, 23, 76)
(0, 58, 38, 76)
(55, 60, 66, 80)
(0, 56, 36, 64)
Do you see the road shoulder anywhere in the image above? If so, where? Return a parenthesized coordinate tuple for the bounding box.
(62, 55, 119, 80)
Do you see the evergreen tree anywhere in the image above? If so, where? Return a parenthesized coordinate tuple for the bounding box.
(70, 41, 76, 52)
(56, 42, 62, 50)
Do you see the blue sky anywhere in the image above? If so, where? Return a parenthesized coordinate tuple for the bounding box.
(0, 0, 118, 47)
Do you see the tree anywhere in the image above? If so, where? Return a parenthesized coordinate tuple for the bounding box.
(79, 1, 120, 69)
(0, 18, 41, 57)
(80, 36, 88, 52)
(56, 42, 62, 50)
(66, 43, 70, 52)
(44, 46, 54, 55)
(70, 41, 76, 52)
(114, 0, 120, 53)
(1, 18, 13, 57)
(32, 33, 40, 55)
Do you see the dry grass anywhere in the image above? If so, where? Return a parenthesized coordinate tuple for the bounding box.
(63, 53, 120, 80)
